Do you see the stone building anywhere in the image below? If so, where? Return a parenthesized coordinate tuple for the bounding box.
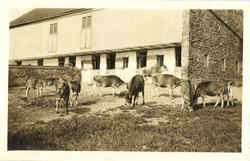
(9, 9, 243, 84)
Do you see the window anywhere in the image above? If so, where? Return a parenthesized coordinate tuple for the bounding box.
(81, 16, 91, 49)
(81, 60, 84, 70)
(123, 57, 129, 69)
(156, 55, 164, 66)
(107, 53, 116, 69)
(92, 55, 100, 69)
(58, 57, 65, 67)
(37, 59, 43, 66)
(69, 56, 76, 67)
(16, 60, 22, 65)
(49, 23, 58, 53)
(137, 50, 147, 68)
(175, 47, 182, 67)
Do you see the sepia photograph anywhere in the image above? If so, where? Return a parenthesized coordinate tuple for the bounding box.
(8, 8, 243, 152)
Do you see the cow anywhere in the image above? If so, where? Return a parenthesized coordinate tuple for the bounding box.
(125, 74, 145, 107)
(69, 80, 81, 107)
(55, 78, 70, 114)
(192, 81, 233, 108)
(150, 74, 182, 98)
(93, 75, 126, 96)
(141, 65, 168, 81)
(25, 77, 45, 97)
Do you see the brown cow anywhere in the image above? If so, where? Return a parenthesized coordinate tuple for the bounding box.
(55, 78, 70, 114)
(93, 75, 126, 96)
(68, 80, 81, 107)
(125, 74, 145, 107)
(192, 81, 233, 108)
(150, 74, 182, 97)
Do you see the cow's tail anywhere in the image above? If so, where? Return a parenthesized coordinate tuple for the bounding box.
(128, 76, 136, 93)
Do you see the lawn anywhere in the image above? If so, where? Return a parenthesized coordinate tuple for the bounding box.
(8, 85, 242, 152)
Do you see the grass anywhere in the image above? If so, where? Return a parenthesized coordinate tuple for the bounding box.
(8, 86, 242, 152)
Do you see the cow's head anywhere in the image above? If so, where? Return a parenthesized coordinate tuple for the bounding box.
(124, 91, 132, 105)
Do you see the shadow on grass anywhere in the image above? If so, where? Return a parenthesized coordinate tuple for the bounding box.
(158, 93, 181, 98)
(78, 99, 100, 106)
(70, 107, 91, 114)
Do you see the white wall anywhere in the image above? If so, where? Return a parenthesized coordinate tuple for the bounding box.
(22, 60, 37, 65)
(44, 58, 58, 66)
(9, 9, 183, 60)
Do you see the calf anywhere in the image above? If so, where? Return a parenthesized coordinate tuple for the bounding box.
(125, 75, 145, 107)
(93, 75, 126, 96)
(151, 74, 182, 97)
(69, 80, 81, 106)
(25, 77, 44, 97)
(55, 78, 70, 114)
(192, 81, 233, 108)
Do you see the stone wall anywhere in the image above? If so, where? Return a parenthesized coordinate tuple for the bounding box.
(9, 65, 81, 87)
(188, 10, 243, 85)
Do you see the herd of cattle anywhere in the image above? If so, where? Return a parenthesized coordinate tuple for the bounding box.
(24, 68, 237, 114)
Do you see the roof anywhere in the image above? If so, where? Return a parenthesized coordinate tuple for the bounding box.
(10, 8, 92, 28)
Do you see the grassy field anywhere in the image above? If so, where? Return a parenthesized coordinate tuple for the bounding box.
(8, 84, 242, 152)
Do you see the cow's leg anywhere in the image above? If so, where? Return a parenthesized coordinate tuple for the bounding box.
(181, 96, 185, 110)
(75, 95, 78, 106)
(226, 94, 230, 107)
(36, 88, 39, 97)
(202, 96, 206, 107)
(231, 95, 234, 106)
(25, 87, 30, 97)
(65, 97, 69, 114)
(55, 84, 58, 92)
(170, 88, 174, 98)
(221, 94, 224, 108)
(142, 90, 145, 105)
(133, 94, 137, 107)
(39, 87, 43, 97)
(112, 87, 115, 96)
(56, 98, 59, 113)
(214, 95, 220, 107)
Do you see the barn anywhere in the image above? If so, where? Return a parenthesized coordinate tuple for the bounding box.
(9, 8, 243, 85)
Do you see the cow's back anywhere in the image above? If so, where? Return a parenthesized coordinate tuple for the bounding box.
(26, 78, 43, 89)
(94, 75, 124, 87)
(152, 74, 180, 87)
(196, 81, 227, 96)
(128, 75, 144, 94)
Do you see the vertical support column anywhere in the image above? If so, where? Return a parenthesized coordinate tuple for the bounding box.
(181, 10, 193, 111)
(65, 57, 69, 66)
(181, 9, 191, 80)
(75, 56, 82, 69)
(100, 54, 107, 75)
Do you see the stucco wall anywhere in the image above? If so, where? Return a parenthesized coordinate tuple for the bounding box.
(80, 47, 180, 83)
(188, 10, 243, 84)
(44, 58, 58, 66)
(22, 60, 37, 66)
(10, 9, 183, 60)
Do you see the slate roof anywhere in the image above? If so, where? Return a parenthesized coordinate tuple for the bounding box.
(10, 8, 92, 28)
